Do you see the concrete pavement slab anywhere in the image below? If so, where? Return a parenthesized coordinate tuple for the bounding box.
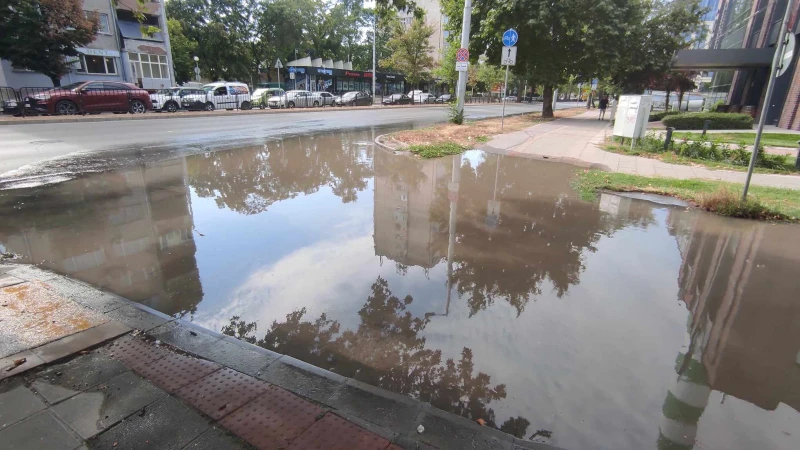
(414, 411, 514, 450)
(182, 426, 256, 450)
(326, 379, 422, 433)
(31, 321, 131, 363)
(27, 353, 128, 404)
(86, 395, 210, 450)
(192, 337, 280, 377)
(103, 304, 173, 332)
(0, 380, 47, 429)
(286, 412, 392, 450)
(0, 351, 46, 381)
(0, 410, 82, 450)
(148, 321, 225, 355)
(52, 371, 165, 439)
(256, 356, 346, 405)
(0, 273, 24, 288)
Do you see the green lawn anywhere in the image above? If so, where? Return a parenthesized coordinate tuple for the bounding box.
(573, 170, 800, 221)
(407, 142, 467, 159)
(672, 132, 800, 148)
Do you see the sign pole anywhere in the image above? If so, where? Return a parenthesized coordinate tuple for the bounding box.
(743, 0, 794, 200)
(501, 64, 509, 129)
(455, 0, 473, 118)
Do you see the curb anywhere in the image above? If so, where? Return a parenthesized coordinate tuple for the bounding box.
(0, 262, 564, 450)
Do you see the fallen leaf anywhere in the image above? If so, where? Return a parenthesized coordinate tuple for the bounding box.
(5, 358, 26, 372)
(477, 418, 486, 426)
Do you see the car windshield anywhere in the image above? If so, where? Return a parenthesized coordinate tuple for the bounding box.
(343, 92, 357, 99)
(202, 85, 218, 93)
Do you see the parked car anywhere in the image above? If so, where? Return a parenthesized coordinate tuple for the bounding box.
(435, 94, 453, 103)
(150, 87, 206, 112)
(335, 91, 372, 107)
(407, 90, 424, 98)
(252, 88, 285, 109)
(503, 96, 518, 102)
(314, 91, 336, 107)
(201, 82, 252, 111)
(382, 94, 411, 105)
(21, 81, 151, 115)
(413, 93, 435, 104)
(277, 90, 320, 108)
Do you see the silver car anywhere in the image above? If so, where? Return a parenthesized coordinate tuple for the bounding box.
(314, 91, 336, 107)
(282, 90, 316, 108)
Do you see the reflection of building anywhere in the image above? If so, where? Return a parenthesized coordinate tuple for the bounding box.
(373, 151, 449, 268)
(0, 159, 202, 316)
(659, 212, 800, 449)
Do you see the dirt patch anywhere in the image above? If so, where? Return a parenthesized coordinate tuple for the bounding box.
(390, 108, 585, 148)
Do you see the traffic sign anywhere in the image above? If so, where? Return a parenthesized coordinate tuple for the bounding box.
(455, 61, 469, 72)
(502, 29, 518, 47)
(778, 32, 796, 77)
(288, 67, 296, 73)
(456, 47, 469, 62)
(501, 46, 517, 66)
(275, 58, 283, 69)
(289, 72, 295, 79)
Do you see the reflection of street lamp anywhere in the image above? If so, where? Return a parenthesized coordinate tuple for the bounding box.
(193, 56, 200, 82)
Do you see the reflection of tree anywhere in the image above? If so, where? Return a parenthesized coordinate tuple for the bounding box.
(187, 133, 373, 214)
(222, 276, 522, 435)
(429, 155, 655, 317)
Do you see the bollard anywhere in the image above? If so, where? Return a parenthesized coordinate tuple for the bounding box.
(664, 127, 675, 150)
(796, 140, 800, 169)
(701, 120, 711, 137)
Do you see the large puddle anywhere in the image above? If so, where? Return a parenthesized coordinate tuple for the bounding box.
(1, 129, 799, 450)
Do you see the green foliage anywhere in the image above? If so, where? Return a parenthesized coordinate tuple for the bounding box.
(167, 19, 198, 84)
(0, 0, 99, 86)
(662, 112, 754, 130)
(448, 101, 464, 124)
(434, 43, 458, 88)
(573, 170, 800, 221)
(409, 142, 466, 158)
(381, 17, 435, 89)
(649, 111, 682, 122)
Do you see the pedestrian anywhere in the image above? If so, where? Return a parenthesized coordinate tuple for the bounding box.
(598, 95, 609, 120)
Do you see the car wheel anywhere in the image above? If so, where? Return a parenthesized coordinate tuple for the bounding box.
(350, 101, 356, 107)
(241, 101, 252, 110)
(287, 101, 295, 109)
(313, 101, 319, 107)
(56, 100, 78, 115)
(204, 102, 215, 111)
(165, 101, 178, 113)
(129, 100, 146, 114)
(259, 104, 265, 109)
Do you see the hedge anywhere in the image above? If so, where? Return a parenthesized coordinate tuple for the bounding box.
(662, 112, 754, 130)
(648, 111, 682, 122)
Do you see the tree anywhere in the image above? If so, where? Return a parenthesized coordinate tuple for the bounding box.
(434, 43, 458, 90)
(477, 63, 504, 94)
(0, 0, 99, 86)
(381, 18, 435, 99)
(167, 18, 197, 84)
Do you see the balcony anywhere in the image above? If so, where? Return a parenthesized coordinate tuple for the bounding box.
(115, 0, 161, 16)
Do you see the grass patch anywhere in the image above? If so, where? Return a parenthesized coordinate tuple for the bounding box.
(573, 170, 800, 221)
(604, 134, 799, 174)
(672, 132, 800, 148)
(408, 142, 467, 159)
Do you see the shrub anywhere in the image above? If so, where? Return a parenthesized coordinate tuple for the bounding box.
(662, 112, 754, 130)
(448, 102, 464, 125)
(698, 188, 783, 220)
(648, 110, 682, 122)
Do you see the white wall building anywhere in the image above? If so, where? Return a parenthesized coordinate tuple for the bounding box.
(398, 0, 449, 64)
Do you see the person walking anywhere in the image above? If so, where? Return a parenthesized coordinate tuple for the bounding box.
(598, 95, 609, 120)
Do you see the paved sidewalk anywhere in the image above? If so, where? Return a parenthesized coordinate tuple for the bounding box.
(0, 264, 553, 450)
(484, 111, 800, 190)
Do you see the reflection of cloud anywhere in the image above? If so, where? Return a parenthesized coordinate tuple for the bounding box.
(196, 230, 379, 334)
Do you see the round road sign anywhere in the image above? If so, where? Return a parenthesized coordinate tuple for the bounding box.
(456, 48, 469, 62)
(502, 29, 518, 47)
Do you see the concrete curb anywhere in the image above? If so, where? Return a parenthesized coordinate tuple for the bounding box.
(0, 262, 564, 450)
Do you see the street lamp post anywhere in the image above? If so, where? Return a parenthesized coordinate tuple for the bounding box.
(193, 56, 200, 82)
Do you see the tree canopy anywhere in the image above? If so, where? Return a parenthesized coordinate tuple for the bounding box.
(381, 18, 435, 91)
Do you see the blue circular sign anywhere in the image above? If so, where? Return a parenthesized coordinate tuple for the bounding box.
(502, 29, 518, 47)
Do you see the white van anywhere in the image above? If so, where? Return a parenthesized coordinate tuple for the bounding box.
(201, 82, 252, 111)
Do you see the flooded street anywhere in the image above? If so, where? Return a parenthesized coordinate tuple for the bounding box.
(1, 128, 799, 450)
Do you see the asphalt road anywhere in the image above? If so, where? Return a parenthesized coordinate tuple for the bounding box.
(0, 102, 569, 186)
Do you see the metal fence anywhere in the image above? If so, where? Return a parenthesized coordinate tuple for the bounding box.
(1, 86, 152, 117)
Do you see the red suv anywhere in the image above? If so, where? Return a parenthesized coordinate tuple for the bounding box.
(24, 81, 152, 115)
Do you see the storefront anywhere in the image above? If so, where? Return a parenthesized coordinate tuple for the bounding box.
(285, 67, 405, 95)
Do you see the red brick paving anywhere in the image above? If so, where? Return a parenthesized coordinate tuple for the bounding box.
(218, 385, 325, 449)
(110, 337, 405, 449)
(287, 413, 392, 450)
(176, 367, 270, 420)
(131, 352, 220, 393)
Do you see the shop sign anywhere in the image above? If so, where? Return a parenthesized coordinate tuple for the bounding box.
(317, 68, 333, 75)
(345, 71, 361, 77)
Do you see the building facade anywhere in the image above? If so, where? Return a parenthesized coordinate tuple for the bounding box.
(284, 56, 407, 95)
(398, 0, 449, 64)
(0, 0, 175, 89)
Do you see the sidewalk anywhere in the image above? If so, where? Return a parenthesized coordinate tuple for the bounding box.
(483, 111, 800, 190)
(0, 264, 553, 450)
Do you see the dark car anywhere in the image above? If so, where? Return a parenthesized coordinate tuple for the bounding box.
(382, 94, 411, 106)
(435, 94, 453, 103)
(22, 81, 152, 115)
(336, 91, 372, 107)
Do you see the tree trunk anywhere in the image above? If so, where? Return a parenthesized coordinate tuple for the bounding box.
(542, 85, 554, 118)
(50, 75, 61, 87)
(678, 90, 685, 111)
(664, 89, 671, 111)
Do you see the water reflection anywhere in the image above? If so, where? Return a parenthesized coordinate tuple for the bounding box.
(0, 130, 798, 449)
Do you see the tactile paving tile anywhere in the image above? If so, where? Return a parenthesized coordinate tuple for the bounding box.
(175, 367, 270, 420)
(287, 413, 391, 450)
(219, 385, 325, 449)
(103, 336, 170, 371)
(131, 351, 221, 393)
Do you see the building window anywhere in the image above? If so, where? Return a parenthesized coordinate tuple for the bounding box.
(129, 53, 169, 79)
(84, 11, 111, 34)
(77, 55, 117, 74)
